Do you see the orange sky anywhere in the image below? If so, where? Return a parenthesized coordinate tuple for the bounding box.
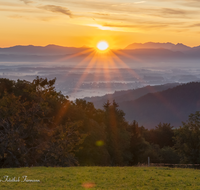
(1, 0, 200, 48)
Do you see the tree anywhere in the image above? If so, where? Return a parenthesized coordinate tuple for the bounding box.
(174, 111, 200, 164)
(103, 100, 130, 165)
(127, 120, 149, 165)
(41, 122, 84, 167)
(144, 123, 175, 148)
(0, 93, 50, 167)
(75, 120, 110, 166)
(160, 146, 180, 164)
(0, 77, 84, 167)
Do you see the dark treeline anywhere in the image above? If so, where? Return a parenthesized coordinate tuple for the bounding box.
(0, 77, 200, 167)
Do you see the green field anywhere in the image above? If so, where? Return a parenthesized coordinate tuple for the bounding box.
(0, 167, 199, 190)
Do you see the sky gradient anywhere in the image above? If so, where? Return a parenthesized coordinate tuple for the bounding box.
(1, 0, 200, 48)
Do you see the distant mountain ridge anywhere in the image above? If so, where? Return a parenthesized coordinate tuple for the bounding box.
(1, 43, 200, 66)
(1, 42, 200, 55)
(125, 42, 200, 52)
(84, 83, 180, 109)
(0, 45, 91, 55)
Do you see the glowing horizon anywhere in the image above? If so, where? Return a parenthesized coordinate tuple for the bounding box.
(1, 0, 200, 48)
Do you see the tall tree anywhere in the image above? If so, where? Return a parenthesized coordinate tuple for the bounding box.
(103, 100, 130, 165)
(174, 111, 200, 164)
(128, 120, 149, 165)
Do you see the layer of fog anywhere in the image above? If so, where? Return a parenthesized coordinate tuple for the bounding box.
(1, 62, 200, 100)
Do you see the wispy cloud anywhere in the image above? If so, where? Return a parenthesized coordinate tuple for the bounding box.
(178, 0, 200, 7)
(8, 14, 29, 19)
(134, 1, 146, 4)
(41, 0, 198, 20)
(38, 5, 73, 18)
(0, 2, 26, 7)
(37, 16, 59, 21)
(153, 0, 200, 8)
(20, 0, 33, 4)
(2, 0, 200, 34)
(101, 19, 188, 31)
(0, 8, 42, 14)
(8, 14, 58, 22)
(161, 8, 187, 15)
(189, 23, 200, 27)
(147, 7, 197, 19)
(92, 12, 110, 16)
(103, 23, 169, 30)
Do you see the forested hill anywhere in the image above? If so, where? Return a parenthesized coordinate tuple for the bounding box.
(1, 77, 200, 167)
(84, 83, 179, 109)
(120, 82, 200, 128)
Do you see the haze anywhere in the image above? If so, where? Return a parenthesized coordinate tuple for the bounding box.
(1, 0, 200, 101)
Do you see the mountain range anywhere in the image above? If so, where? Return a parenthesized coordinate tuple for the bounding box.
(125, 42, 200, 52)
(1, 42, 199, 55)
(1, 42, 200, 66)
(0, 44, 90, 55)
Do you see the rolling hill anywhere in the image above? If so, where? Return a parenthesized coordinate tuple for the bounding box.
(119, 82, 200, 128)
(85, 82, 200, 128)
(84, 83, 180, 109)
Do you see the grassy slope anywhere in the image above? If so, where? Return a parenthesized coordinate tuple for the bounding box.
(0, 167, 200, 190)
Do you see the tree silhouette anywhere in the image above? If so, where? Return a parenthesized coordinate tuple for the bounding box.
(174, 111, 200, 164)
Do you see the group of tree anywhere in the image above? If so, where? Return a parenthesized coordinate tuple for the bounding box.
(0, 77, 200, 168)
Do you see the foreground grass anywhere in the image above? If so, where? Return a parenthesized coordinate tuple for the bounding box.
(0, 166, 200, 189)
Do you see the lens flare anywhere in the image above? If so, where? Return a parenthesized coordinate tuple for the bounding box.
(96, 140, 104, 146)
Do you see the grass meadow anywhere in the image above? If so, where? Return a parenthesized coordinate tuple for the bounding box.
(0, 167, 199, 189)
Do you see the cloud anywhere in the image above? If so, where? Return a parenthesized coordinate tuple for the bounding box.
(147, 7, 196, 19)
(134, 1, 146, 4)
(153, 0, 200, 8)
(189, 23, 200, 27)
(161, 8, 188, 16)
(8, 14, 29, 19)
(103, 23, 169, 30)
(37, 16, 59, 21)
(148, 8, 189, 18)
(0, 2, 26, 7)
(87, 24, 117, 31)
(8, 14, 58, 22)
(40, 0, 134, 14)
(38, 5, 73, 18)
(179, 0, 200, 7)
(40, 0, 198, 20)
(0, 8, 42, 14)
(20, 0, 33, 4)
(92, 12, 110, 16)
(101, 20, 188, 31)
(3, 0, 200, 33)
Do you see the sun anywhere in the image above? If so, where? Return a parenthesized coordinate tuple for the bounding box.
(97, 41, 109, 51)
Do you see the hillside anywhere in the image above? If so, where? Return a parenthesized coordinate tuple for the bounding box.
(119, 82, 200, 128)
(84, 83, 180, 109)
